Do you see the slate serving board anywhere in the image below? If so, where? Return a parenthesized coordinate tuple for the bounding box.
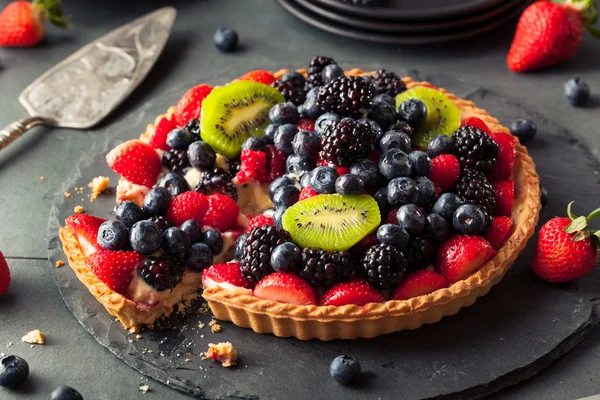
(47, 71, 600, 400)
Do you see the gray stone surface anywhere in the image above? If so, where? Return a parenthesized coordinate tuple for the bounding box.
(0, 0, 599, 399)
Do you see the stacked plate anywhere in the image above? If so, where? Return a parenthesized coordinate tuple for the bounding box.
(276, 0, 529, 45)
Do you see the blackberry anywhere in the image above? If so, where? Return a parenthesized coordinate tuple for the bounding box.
(320, 118, 377, 166)
(404, 236, 435, 272)
(452, 126, 499, 174)
(162, 149, 190, 174)
(149, 216, 173, 234)
(139, 255, 185, 291)
(193, 167, 237, 200)
(184, 118, 201, 141)
(299, 248, 354, 288)
(455, 168, 496, 227)
(272, 80, 306, 105)
(227, 157, 241, 175)
(240, 225, 292, 282)
(360, 244, 407, 290)
(305, 55, 336, 91)
(317, 75, 375, 118)
(371, 69, 407, 97)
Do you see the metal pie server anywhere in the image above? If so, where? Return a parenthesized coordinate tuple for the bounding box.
(0, 7, 176, 152)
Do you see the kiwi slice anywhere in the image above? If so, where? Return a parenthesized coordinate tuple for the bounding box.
(395, 87, 461, 150)
(200, 80, 285, 158)
(282, 194, 381, 251)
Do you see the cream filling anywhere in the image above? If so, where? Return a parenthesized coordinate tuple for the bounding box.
(234, 178, 273, 215)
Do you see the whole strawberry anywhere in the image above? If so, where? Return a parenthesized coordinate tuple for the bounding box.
(0, 0, 69, 47)
(532, 202, 600, 282)
(507, 0, 600, 72)
(0, 251, 11, 297)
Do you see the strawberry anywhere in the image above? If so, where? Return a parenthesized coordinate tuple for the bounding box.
(461, 117, 491, 135)
(0, 251, 11, 297)
(247, 214, 274, 232)
(166, 192, 209, 227)
(202, 262, 254, 291)
(319, 279, 385, 306)
(174, 84, 213, 127)
(296, 119, 315, 132)
(238, 70, 276, 85)
(491, 180, 514, 217)
(389, 270, 449, 301)
(485, 216, 514, 249)
(298, 186, 318, 201)
(65, 214, 106, 257)
(203, 193, 240, 231)
(0, 0, 69, 47)
(488, 132, 516, 181)
(106, 140, 162, 187)
(428, 154, 461, 192)
(507, 0, 600, 72)
(386, 208, 399, 224)
(532, 202, 600, 282)
(149, 117, 177, 151)
(85, 249, 144, 296)
(235, 149, 269, 184)
(336, 166, 350, 176)
(264, 144, 286, 181)
(253, 272, 317, 305)
(435, 235, 496, 283)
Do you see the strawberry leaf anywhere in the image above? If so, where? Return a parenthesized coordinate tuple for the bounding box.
(564, 216, 588, 233)
(586, 206, 600, 221)
(573, 230, 590, 242)
(567, 201, 577, 221)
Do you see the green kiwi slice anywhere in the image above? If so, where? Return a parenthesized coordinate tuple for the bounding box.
(395, 86, 461, 150)
(200, 80, 285, 158)
(282, 194, 381, 251)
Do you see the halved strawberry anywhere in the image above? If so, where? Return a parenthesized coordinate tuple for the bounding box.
(435, 235, 496, 283)
(247, 215, 274, 232)
(203, 193, 240, 231)
(85, 249, 145, 296)
(485, 216, 514, 249)
(166, 192, 209, 226)
(202, 262, 254, 293)
(174, 84, 213, 127)
(106, 140, 162, 187)
(149, 117, 177, 151)
(65, 214, 107, 257)
(264, 144, 286, 181)
(488, 132, 516, 181)
(298, 186, 318, 201)
(491, 179, 514, 217)
(253, 272, 317, 305)
(461, 117, 491, 135)
(428, 154, 460, 192)
(320, 279, 385, 306)
(390, 270, 449, 300)
(238, 70, 276, 85)
(235, 150, 269, 184)
(296, 119, 315, 132)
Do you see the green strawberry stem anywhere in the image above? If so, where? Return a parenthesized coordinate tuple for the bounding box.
(564, 201, 600, 250)
(33, 0, 71, 29)
(553, 0, 600, 38)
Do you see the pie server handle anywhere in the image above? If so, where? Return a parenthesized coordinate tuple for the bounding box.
(0, 116, 52, 152)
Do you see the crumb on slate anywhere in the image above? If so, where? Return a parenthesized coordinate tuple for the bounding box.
(211, 324, 222, 333)
(205, 342, 238, 367)
(6, 342, 13, 348)
(89, 176, 109, 201)
(39, 176, 45, 181)
(55, 260, 65, 268)
(198, 321, 205, 329)
(139, 385, 151, 393)
(74, 205, 84, 214)
(136, 335, 143, 340)
(21, 330, 45, 345)
(185, 358, 191, 363)
(199, 303, 210, 314)
(64, 192, 72, 198)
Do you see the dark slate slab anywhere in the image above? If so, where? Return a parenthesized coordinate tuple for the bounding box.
(47, 72, 600, 400)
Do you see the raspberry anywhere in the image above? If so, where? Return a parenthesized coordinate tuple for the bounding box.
(491, 179, 514, 217)
(166, 192, 209, 226)
(316, 75, 375, 118)
(296, 119, 315, 132)
(460, 117, 491, 135)
(452, 126, 499, 174)
(428, 154, 460, 192)
(247, 215, 274, 232)
(336, 166, 350, 176)
(305, 55, 336, 90)
(360, 244, 407, 289)
(239, 70, 276, 85)
(320, 118, 377, 166)
(371, 69, 407, 97)
(235, 150, 269, 184)
(174, 84, 213, 127)
(298, 186, 318, 201)
(149, 117, 177, 151)
(271, 80, 306, 105)
(300, 248, 355, 288)
(264, 144, 286, 181)
(485, 216, 514, 249)
(386, 208, 399, 224)
(203, 193, 240, 231)
(488, 132, 516, 181)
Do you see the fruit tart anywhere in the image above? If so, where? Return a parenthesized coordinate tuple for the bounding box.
(59, 56, 540, 338)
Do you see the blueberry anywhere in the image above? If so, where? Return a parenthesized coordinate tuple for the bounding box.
(358, 118, 383, 143)
(51, 385, 84, 400)
(330, 355, 361, 385)
(286, 154, 315, 176)
(453, 204, 486, 235)
(373, 187, 389, 214)
(143, 187, 171, 217)
(377, 224, 409, 249)
(427, 134, 454, 157)
(213, 27, 238, 52)
(234, 234, 249, 260)
(510, 119, 537, 143)
(299, 96, 322, 120)
(158, 172, 188, 197)
(273, 184, 300, 207)
(310, 166, 339, 194)
(315, 112, 340, 137)
(185, 242, 213, 271)
(292, 130, 320, 159)
(242, 136, 265, 151)
(114, 201, 145, 228)
(373, 93, 394, 105)
(379, 149, 411, 179)
(321, 64, 345, 85)
(306, 86, 320, 101)
(166, 128, 194, 150)
(335, 174, 364, 195)
(379, 130, 412, 154)
(270, 242, 302, 273)
(564, 77, 590, 107)
(187, 141, 216, 170)
(398, 99, 428, 129)
(163, 227, 191, 254)
(269, 176, 297, 201)
(367, 101, 397, 130)
(387, 177, 417, 207)
(540, 184, 548, 207)
(269, 102, 299, 125)
(300, 172, 311, 188)
(388, 120, 412, 133)
(274, 123, 299, 155)
(202, 228, 223, 254)
(273, 207, 287, 228)
(130, 220, 162, 255)
(263, 123, 279, 144)
(0, 355, 29, 388)
(349, 159, 380, 188)
(432, 193, 464, 222)
(408, 151, 432, 177)
(97, 220, 129, 251)
(281, 71, 305, 89)
(413, 176, 436, 206)
(397, 204, 425, 236)
(423, 213, 450, 243)
(180, 219, 202, 243)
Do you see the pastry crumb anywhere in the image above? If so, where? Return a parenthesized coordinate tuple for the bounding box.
(205, 342, 238, 367)
(6, 342, 13, 348)
(211, 324, 222, 333)
(55, 260, 65, 268)
(74, 205, 84, 214)
(135, 335, 143, 340)
(39, 176, 45, 181)
(88, 176, 109, 201)
(198, 321, 205, 329)
(21, 330, 45, 345)
(185, 358, 191, 363)
(199, 303, 210, 314)
(139, 385, 151, 393)
(63, 192, 72, 198)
